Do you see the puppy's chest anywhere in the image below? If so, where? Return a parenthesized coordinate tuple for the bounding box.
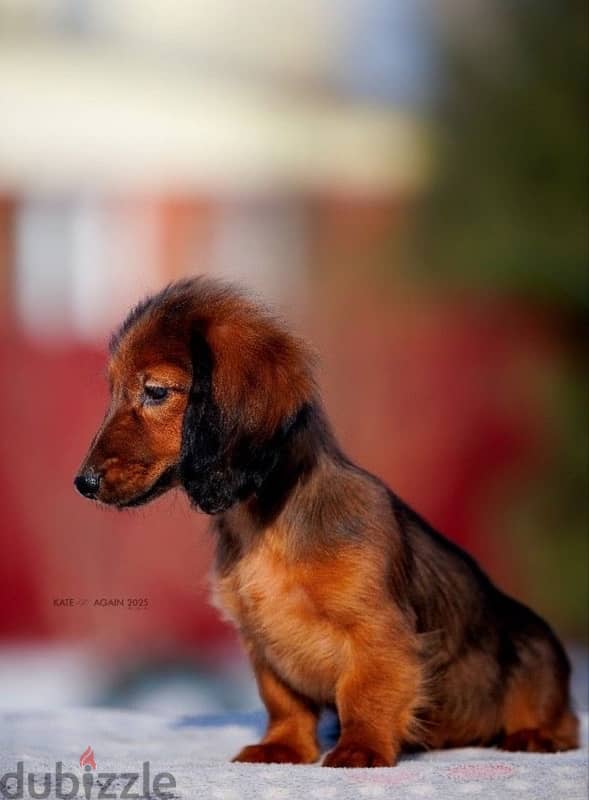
(212, 543, 345, 700)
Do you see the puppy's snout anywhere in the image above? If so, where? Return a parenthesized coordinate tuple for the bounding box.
(74, 468, 102, 499)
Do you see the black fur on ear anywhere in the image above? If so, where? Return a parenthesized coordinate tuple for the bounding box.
(179, 330, 300, 514)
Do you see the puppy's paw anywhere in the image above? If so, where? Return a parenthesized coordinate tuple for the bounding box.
(322, 743, 392, 768)
(232, 742, 315, 764)
(500, 728, 557, 753)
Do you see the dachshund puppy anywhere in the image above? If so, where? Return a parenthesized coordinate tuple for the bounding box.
(75, 277, 578, 767)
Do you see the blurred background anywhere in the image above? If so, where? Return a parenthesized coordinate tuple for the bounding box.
(0, 0, 587, 714)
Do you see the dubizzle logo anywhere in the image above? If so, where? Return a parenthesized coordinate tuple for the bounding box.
(79, 747, 96, 771)
(0, 745, 176, 799)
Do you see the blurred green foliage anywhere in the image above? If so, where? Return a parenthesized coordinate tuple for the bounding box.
(506, 365, 588, 639)
(421, 0, 588, 638)
(424, 0, 588, 312)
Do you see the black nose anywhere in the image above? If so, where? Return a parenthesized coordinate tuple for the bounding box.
(74, 469, 102, 498)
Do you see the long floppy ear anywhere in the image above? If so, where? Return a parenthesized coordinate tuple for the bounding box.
(179, 308, 314, 514)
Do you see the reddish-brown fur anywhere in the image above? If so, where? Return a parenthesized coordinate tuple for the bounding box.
(76, 278, 579, 767)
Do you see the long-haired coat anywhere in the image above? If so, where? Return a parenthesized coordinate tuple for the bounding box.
(75, 277, 578, 767)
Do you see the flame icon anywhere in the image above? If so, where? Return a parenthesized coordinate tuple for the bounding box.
(79, 746, 96, 770)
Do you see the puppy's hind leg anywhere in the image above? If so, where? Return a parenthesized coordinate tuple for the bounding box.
(499, 637, 579, 753)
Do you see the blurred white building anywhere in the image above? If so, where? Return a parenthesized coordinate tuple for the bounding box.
(0, 0, 431, 340)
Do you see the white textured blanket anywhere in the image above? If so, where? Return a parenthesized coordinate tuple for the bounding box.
(1, 708, 587, 799)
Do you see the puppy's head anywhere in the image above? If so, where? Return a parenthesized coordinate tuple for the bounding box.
(75, 278, 314, 513)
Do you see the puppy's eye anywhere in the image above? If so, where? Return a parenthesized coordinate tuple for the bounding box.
(143, 385, 169, 405)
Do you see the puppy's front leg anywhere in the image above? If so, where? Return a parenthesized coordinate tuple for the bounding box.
(233, 656, 320, 764)
(324, 646, 420, 768)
